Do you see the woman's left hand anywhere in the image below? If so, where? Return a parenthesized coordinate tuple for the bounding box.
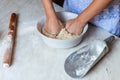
(65, 18, 86, 35)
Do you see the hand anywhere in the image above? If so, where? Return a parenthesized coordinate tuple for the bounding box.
(42, 0, 64, 36)
(65, 18, 86, 35)
(43, 18, 64, 35)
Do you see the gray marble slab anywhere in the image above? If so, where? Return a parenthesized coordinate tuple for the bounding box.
(0, 0, 120, 80)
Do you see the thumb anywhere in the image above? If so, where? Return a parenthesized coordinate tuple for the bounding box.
(65, 22, 71, 30)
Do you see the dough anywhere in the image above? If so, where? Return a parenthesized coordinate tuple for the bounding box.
(42, 28, 78, 40)
(56, 28, 78, 40)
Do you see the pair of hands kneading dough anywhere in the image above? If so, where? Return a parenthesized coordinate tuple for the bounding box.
(42, 26, 79, 40)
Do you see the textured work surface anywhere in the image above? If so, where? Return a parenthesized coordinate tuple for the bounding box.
(0, 0, 120, 80)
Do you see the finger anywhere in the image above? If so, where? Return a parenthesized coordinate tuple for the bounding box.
(74, 28, 83, 35)
(66, 27, 74, 34)
(65, 22, 71, 29)
(58, 21, 64, 28)
(42, 27, 56, 38)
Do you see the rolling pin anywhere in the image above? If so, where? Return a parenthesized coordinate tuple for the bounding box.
(2, 13, 17, 68)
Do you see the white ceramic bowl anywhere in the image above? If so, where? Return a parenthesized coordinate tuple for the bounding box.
(36, 11, 88, 48)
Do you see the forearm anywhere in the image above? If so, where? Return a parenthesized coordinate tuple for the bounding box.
(77, 0, 113, 24)
(42, 0, 57, 20)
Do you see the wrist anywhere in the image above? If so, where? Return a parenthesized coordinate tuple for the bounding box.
(46, 16, 59, 24)
(42, 0, 57, 20)
(76, 16, 88, 27)
(46, 12, 57, 20)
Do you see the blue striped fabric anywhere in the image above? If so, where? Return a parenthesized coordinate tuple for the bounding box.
(63, 0, 120, 36)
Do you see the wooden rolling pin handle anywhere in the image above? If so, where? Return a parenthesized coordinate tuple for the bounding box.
(3, 13, 17, 68)
(9, 13, 17, 30)
(9, 13, 17, 35)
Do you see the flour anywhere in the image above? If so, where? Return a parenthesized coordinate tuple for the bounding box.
(1, 35, 13, 49)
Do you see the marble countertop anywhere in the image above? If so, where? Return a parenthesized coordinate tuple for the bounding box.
(0, 0, 120, 80)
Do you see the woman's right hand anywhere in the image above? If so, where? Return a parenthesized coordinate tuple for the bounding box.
(42, 0, 64, 36)
(43, 18, 64, 35)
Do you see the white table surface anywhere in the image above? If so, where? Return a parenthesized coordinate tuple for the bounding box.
(0, 0, 120, 80)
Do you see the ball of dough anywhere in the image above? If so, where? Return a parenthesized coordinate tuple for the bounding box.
(56, 28, 78, 40)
